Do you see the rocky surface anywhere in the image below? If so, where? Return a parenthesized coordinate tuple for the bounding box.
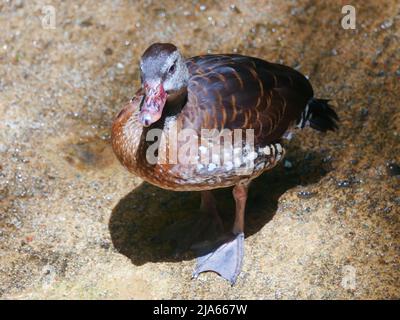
(0, 0, 399, 299)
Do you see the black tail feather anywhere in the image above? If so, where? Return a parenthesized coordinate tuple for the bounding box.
(303, 98, 339, 132)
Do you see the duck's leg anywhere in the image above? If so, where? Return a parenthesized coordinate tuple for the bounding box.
(193, 181, 248, 285)
(199, 190, 224, 233)
(187, 191, 225, 251)
(181, 191, 224, 246)
(152, 190, 224, 254)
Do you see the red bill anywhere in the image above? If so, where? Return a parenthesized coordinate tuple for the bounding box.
(139, 82, 167, 126)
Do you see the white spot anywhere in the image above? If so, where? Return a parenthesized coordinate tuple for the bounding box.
(224, 149, 232, 157)
(207, 163, 217, 171)
(263, 146, 271, 155)
(199, 146, 208, 153)
(233, 147, 242, 155)
(234, 158, 242, 168)
(211, 154, 220, 165)
(247, 151, 258, 161)
(225, 161, 233, 171)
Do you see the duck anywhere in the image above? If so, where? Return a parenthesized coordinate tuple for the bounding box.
(111, 43, 338, 284)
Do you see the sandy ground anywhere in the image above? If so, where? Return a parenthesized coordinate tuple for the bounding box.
(0, 0, 399, 299)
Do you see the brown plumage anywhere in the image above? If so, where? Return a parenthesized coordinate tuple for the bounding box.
(112, 52, 337, 190)
(111, 43, 338, 284)
(185, 54, 314, 140)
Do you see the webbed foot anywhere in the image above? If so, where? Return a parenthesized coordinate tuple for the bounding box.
(192, 232, 244, 285)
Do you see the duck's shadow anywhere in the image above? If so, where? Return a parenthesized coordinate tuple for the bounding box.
(109, 146, 331, 266)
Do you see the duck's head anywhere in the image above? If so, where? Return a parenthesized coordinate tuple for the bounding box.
(138, 43, 189, 126)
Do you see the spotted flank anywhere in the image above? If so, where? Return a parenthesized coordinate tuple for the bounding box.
(177, 141, 286, 188)
(261, 142, 285, 164)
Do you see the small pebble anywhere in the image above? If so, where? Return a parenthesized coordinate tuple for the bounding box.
(337, 180, 351, 188)
(383, 206, 391, 213)
(380, 20, 393, 29)
(100, 240, 111, 250)
(387, 163, 400, 176)
(359, 108, 368, 119)
(79, 18, 93, 27)
(376, 70, 386, 77)
(229, 4, 241, 14)
(297, 191, 317, 199)
(104, 48, 113, 55)
(284, 160, 293, 169)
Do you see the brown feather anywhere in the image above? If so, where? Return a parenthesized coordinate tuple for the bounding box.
(184, 54, 313, 146)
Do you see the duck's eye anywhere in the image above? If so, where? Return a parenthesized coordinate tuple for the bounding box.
(168, 63, 176, 74)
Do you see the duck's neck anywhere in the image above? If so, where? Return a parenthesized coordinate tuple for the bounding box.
(112, 89, 187, 175)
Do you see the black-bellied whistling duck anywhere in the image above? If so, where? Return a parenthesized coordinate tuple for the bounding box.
(112, 43, 338, 284)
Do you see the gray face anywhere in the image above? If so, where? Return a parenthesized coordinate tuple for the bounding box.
(140, 43, 189, 93)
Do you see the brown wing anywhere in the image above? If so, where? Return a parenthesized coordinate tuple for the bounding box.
(183, 54, 314, 147)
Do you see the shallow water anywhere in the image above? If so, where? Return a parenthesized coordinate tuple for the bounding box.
(0, 0, 399, 299)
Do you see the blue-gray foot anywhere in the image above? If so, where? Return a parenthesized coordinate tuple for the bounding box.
(192, 232, 244, 285)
